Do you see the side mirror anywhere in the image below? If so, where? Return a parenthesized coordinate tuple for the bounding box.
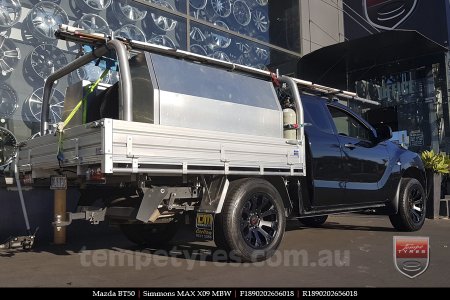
(375, 124, 393, 142)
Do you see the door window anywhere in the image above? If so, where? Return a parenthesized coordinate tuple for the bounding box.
(328, 106, 373, 141)
(302, 95, 334, 134)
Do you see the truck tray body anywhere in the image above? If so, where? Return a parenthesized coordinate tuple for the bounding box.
(18, 119, 304, 177)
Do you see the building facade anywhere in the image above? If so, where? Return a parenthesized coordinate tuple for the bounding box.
(343, 0, 450, 154)
(298, 0, 450, 154)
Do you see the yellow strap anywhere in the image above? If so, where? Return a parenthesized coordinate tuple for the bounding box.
(57, 68, 109, 161)
(61, 68, 109, 130)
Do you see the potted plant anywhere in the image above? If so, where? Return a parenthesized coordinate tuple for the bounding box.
(420, 150, 450, 219)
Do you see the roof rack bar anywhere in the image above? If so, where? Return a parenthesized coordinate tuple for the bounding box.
(289, 78, 379, 106)
(55, 25, 379, 107)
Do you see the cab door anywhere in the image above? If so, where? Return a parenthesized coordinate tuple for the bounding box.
(327, 104, 390, 205)
(302, 95, 345, 207)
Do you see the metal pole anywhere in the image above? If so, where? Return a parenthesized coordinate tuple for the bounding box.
(14, 154, 31, 235)
(280, 76, 307, 177)
(41, 46, 109, 135)
(40, 40, 133, 135)
(108, 40, 133, 122)
(54, 189, 67, 245)
(280, 76, 305, 143)
(290, 77, 381, 106)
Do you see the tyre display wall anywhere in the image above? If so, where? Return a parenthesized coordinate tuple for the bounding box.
(0, 0, 301, 174)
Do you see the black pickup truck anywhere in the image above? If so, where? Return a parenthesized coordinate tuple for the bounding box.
(297, 94, 426, 231)
(212, 93, 427, 261)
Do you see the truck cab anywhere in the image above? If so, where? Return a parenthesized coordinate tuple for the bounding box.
(298, 95, 425, 231)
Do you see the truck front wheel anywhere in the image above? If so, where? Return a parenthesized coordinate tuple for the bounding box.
(389, 178, 426, 231)
(215, 178, 286, 262)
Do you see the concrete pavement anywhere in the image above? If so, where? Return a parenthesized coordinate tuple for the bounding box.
(1, 214, 449, 287)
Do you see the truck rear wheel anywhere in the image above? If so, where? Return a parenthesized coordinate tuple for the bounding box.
(299, 215, 328, 227)
(120, 220, 179, 246)
(389, 178, 426, 231)
(215, 178, 286, 262)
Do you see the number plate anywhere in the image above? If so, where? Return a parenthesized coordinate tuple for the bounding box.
(50, 175, 67, 190)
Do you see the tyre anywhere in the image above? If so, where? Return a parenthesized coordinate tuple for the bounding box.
(120, 220, 179, 246)
(299, 215, 328, 227)
(214, 178, 286, 262)
(389, 178, 426, 231)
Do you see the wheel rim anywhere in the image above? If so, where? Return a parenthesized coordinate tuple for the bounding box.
(211, 0, 231, 18)
(255, 47, 269, 60)
(114, 25, 147, 42)
(256, 0, 268, 6)
(209, 20, 231, 49)
(0, 127, 16, 168)
(408, 185, 425, 224)
(0, 35, 20, 77)
(27, 87, 64, 124)
(240, 192, 278, 249)
(114, 1, 147, 23)
(190, 26, 207, 42)
(0, 82, 18, 119)
(29, 44, 68, 80)
(209, 51, 230, 62)
(190, 0, 208, 10)
(76, 61, 111, 84)
(81, 0, 112, 11)
(253, 10, 269, 33)
(0, 0, 22, 28)
(27, 2, 68, 42)
(150, 0, 178, 32)
(232, 0, 251, 27)
(75, 14, 110, 35)
(190, 44, 207, 55)
(149, 35, 176, 48)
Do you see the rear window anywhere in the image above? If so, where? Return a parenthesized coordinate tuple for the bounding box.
(301, 95, 334, 134)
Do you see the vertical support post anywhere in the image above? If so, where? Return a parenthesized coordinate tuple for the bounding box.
(54, 189, 67, 244)
(426, 171, 442, 219)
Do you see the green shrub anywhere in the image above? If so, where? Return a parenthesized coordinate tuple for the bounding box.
(420, 150, 450, 174)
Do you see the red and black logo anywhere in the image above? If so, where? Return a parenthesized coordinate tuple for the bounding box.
(394, 236, 429, 278)
(363, 0, 418, 30)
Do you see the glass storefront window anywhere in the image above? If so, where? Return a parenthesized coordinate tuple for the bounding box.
(189, 0, 300, 52)
(354, 67, 440, 153)
(189, 21, 269, 68)
(108, 1, 188, 50)
(145, 0, 188, 14)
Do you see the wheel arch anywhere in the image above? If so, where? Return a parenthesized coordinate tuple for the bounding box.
(265, 176, 293, 217)
(402, 166, 426, 188)
(224, 176, 293, 217)
(389, 167, 426, 215)
(215, 176, 288, 261)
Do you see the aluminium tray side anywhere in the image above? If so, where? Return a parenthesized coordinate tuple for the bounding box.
(18, 119, 304, 177)
(17, 123, 104, 175)
(109, 119, 304, 176)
